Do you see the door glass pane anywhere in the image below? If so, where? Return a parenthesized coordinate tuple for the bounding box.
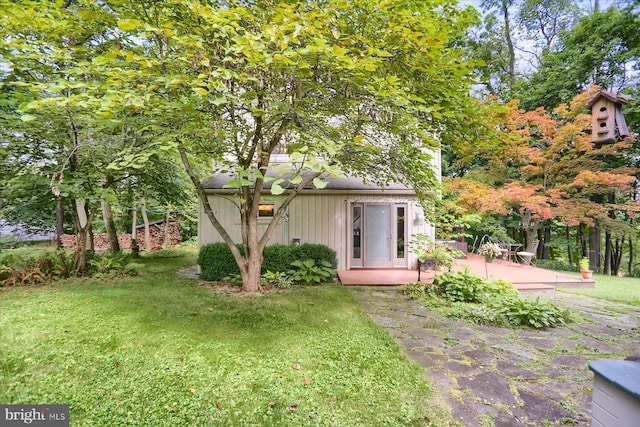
(353, 206, 362, 259)
(366, 205, 390, 260)
(397, 207, 405, 259)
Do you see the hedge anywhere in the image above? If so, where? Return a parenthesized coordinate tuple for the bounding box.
(198, 242, 338, 281)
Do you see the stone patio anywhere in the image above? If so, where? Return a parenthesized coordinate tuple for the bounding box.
(349, 287, 640, 426)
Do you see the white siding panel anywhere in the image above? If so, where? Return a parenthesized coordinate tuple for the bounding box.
(199, 192, 433, 271)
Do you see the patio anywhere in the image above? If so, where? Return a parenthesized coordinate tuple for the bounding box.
(337, 254, 595, 290)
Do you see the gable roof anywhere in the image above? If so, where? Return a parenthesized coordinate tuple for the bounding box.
(203, 171, 412, 192)
(586, 91, 631, 110)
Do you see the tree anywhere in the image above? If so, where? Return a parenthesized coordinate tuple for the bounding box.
(1, 0, 195, 269)
(516, 6, 640, 110)
(22, 0, 477, 292)
(447, 89, 638, 272)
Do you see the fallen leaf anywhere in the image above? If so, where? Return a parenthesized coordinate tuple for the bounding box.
(207, 307, 214, 311)
(289, 405, 298, 411)
(303, 377, 311, 385)
(23, 358, 32, 362)
(292, 363, 301, 370)
(114, 362, 120, 368)
(233, 334, 238, 338)
(215, 402, 222, 409)
(267, 401, 276, 407)
(324, 319, 329, 323)
(189, 387, 196, 394)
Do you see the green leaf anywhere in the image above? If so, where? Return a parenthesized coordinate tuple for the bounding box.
(117, 19, 144, 31)
(20, 114, 37, 122)
(271, 183, 284, 195)
(212, 97, 227, 106)
(193, 87, 208, 96)
(313, 178, 328, 189)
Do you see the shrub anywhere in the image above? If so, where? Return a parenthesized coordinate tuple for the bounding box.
(287, 259, 335, 285)
(198, 243, 338, 280)
(143, 247, 190, 259)
(433, 268, 487, 303)
(89, 251, 142, 278)
(489, 296, 573, 328)
(401, 282, 428, 299)
(262, 244, 296, 273)
(534, 259, 579, 272)
(482, 279, 519, 300)
(38, 250, 77, 278)
(403, 269, 574, 329)
(198, 243, 242, 281)
(294, 244, 338, 269)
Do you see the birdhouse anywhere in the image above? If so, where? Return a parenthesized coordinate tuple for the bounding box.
(586, 92, 631, 145)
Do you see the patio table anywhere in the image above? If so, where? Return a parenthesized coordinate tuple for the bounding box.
(500, 243, 522, 263)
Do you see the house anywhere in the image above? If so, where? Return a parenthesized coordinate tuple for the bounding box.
(0, 220, 55, 245)
(198, 156, 439, 271)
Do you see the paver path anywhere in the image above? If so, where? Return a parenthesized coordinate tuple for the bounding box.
(349, 287, 640, 426)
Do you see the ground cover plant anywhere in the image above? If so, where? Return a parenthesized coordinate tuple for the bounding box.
(0, 248, 143, 286)
(0, 254, 455, 426)
(559, 273, 640, 306)
(402, 268, 575, 329)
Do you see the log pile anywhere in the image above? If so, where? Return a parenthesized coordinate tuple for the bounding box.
(61, 220, 181, 252)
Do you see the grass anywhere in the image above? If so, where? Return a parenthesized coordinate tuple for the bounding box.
(0, 253, 454, 426)
(558, 272, 640, 306)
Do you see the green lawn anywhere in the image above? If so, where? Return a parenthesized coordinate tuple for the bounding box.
(559, 272, 640, 306)
(0, 255, 453, 426)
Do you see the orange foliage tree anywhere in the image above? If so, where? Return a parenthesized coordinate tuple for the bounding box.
(447, 88, 638, 272)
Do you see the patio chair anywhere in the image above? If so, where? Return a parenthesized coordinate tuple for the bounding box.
(516, 240, 539, 265)
(496, 241, 514, 262)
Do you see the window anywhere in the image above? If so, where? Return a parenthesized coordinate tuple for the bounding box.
(258, 204, 275, 217)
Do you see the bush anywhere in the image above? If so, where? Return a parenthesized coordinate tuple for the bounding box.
(38, 250, 77, 278)
(534, 259, 579, 272)
(262, 244, 296, 273)
(198, 242, 338, 280)
(143, 247, 190, 259)
(89, 251, 142, 278)
(402, 269, 574, 329)
(433, 268, 487, 303)
(294, 244, 338, 269)
(198, 243, 242, 281)
(489, 296, 573, 328)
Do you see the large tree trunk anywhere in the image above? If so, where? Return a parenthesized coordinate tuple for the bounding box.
(604, 230, 612, 275)
(177, 143, 321, 293)
(502, 0, 516, 89)
(628, 235, 634, 276)
(579, 223, 587, 258)
(589, 224, 601, 273)
(540, 222, 551, 259)
(56, 197, 64, 250)
(566, 225, 573, 267)
(140, 198, 151, 251)
(72, 199, 98, 274)
(163, 211, 171, 246)
(102, 200, 120, 254)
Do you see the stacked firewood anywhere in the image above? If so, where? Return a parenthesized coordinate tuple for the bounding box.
(60, 221, 181, 252)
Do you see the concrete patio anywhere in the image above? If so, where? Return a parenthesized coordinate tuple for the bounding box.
(338, 254, 595, 290)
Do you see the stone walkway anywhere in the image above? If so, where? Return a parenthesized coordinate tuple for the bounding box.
(349, 287, 640, 426)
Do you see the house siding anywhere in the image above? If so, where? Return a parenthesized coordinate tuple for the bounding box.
(198, 191, 435, 271)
